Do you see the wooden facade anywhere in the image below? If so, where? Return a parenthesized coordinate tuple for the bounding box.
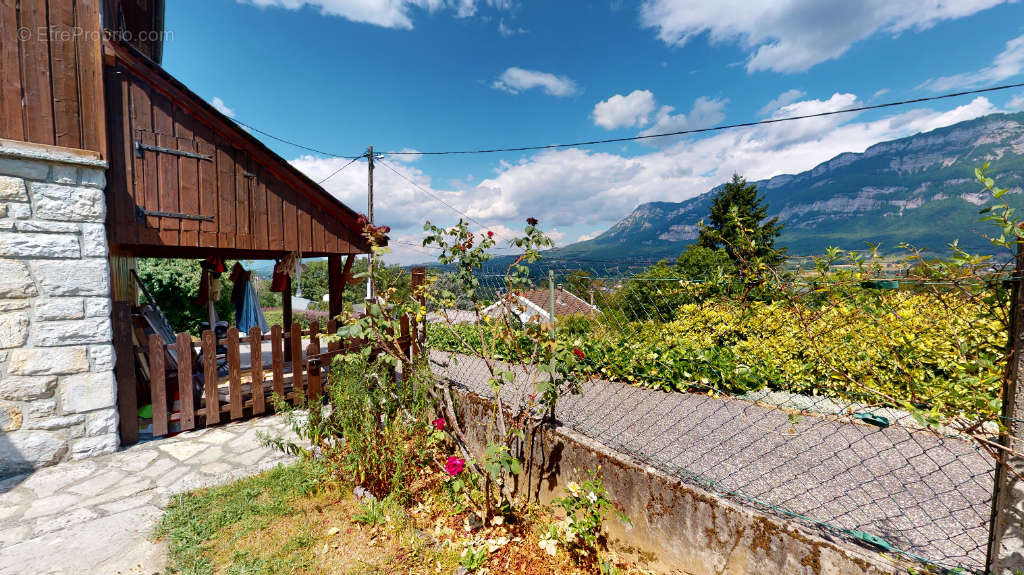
(0, 0, 106, 154)
(103, 40, 370, 259)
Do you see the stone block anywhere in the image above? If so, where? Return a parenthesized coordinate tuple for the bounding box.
(80, 223, 107, 257)
(32, 259, 109, 296)
(79, 168, 105, 189)
(0, 232, 79, 258)
(85, 408, 118, 436)
(69, 433, 119, 459)
(84, 298, 110, 318)
(0, 431, 66, 472)
(0, 260, 36, 298)
(8, 347, 89, 375)
(49, 165, 78, 185)
(15, 220, 78, 233)
(89, 344, 115, 372)
(33, 317, 112, 346)
(24, 413, 84, 431)
(0, 375, 57, 400)
(6, 202, 31, 219)
(29, 183, 105, 222)
(0, 404, 22, 431)
(34, 298, 84, 321)
(0, 203, 6, 217)
(60, 371, 116, 413)
(0, 312, 28, 348)
(24, 397, 56, 419)
(0, 157, 48, 181)
(0, 175, 28, 201)
(0, 300, 30, 312)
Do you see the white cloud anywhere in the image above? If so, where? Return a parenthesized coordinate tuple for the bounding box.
(921, 34, 1024, 91)
(210, 97, 235, 118)
(492, 67, 580, 97)
(498, 18, 527, 37)
(239, 0, 509, 29)
(639, 0, 1010, 73)
(1008, 94, 1024, 110)
(291, 94, 1001, 264)
(576, 231, 600, 242)
(758, 89, 805, 116)
(592, 90, 657, 130)
(639, 97, 728, 142)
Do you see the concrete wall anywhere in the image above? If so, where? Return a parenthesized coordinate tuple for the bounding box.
(449, 388, 902, 575)
(0, 139, 118, 477)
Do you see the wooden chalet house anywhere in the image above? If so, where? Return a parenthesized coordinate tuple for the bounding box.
(0, 0, 376, 475)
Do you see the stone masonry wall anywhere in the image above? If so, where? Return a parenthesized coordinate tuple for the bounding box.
(0, 142, 117, 477)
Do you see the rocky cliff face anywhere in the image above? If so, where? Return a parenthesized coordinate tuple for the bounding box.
(559, 112, 1024, 260)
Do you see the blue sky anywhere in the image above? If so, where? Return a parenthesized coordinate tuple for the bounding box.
(164, 0, 1024, 264)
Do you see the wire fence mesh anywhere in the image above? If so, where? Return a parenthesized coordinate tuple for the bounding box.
(422, 258, 1009, 573)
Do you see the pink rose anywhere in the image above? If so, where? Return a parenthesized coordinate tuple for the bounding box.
(432, 417, 445, 431)
(445, 456, 465, 476)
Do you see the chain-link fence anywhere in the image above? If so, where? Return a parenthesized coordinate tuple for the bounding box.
(423, 258, 1010, 573)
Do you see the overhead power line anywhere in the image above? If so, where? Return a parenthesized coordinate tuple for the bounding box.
(374, 158, 506, 240)
(383, 81, 1024, 156)
(317, 155, 366, 185)
(230, 118, 364, 159)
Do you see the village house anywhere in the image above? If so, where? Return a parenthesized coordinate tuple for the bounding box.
(0, 0, 374, 476)
(481, 286, 599, 324)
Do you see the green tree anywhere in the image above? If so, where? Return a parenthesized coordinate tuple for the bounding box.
(675, 244, 734, 280)
(135, 258, 235, 334)
(698, 173, 785, 268)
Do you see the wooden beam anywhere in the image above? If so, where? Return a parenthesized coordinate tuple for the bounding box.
(112, 301, 138, 446)
(328, 254, 342, 319)
(282, 275, 293, 362)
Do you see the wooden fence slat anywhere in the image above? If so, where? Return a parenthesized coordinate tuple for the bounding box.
(307, 356, 321, 401)
(309, 320, 320, 351)
(250, 326, 265, 414)
(176, 333, 195, 431)
(149, 334, 168, 437)
(227, 327, 243, 419)
(202, 330, 220, 425)
(290, 322, 303, 405)
(327, 319, 339, 353)
(271, 325, 285, 401)
(113, 302, 138, 446)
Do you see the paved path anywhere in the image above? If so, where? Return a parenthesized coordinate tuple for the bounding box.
(431, 351, 995, 572)
(0, 415, 298, 575)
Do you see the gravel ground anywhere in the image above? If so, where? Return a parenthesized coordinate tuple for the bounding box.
(430, 350, 995, 572)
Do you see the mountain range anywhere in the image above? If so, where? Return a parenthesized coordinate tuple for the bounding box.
(550, 111, 1024, 263)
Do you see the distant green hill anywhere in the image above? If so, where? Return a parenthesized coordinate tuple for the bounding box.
(550, 111, 1024, 264)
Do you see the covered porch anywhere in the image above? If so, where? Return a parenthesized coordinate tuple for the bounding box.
(101, 39, 379, 446)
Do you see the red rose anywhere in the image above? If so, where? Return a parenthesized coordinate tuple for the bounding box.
(357, 214, 368, 226)
(526, 217, 538, 226)
(432, 417, 445, 431)
(487, 231, 494, 238)
(381, 225, 391, 234)
(445, 456, 465, 476)
(573, 347, 585, 360)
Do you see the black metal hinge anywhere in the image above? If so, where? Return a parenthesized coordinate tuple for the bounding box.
(136, 206, 214, 223)
(135, 140, 213, 161)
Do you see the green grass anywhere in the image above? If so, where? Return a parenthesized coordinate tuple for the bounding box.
(153, 462, 321, 575)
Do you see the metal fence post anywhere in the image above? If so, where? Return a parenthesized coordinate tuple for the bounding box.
(987, 243, 1024, 574)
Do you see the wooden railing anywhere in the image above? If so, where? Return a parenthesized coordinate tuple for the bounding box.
(142, 319, 411, 438)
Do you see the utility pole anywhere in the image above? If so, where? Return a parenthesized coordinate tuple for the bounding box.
(366, 145, 375, 304)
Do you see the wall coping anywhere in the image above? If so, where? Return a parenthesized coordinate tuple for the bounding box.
(0, 138, 107, 170)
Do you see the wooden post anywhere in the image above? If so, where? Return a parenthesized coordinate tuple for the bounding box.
(328, 254, 342, 320)
(290, 322, 303, 405)
(149, 334, 167, 437)
(227, 327, 242, 419)
(987, 244, 1024, 574)
(176, 332, 195, 431)
(271, 325, 285, 401)
(201, 330, 219, 425)
(283, 274, 293, 362)
(250, 326, 265, 414)
(112, 302, 138, 446)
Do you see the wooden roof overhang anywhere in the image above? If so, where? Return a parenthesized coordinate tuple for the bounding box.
(102, 39, 374, 260)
